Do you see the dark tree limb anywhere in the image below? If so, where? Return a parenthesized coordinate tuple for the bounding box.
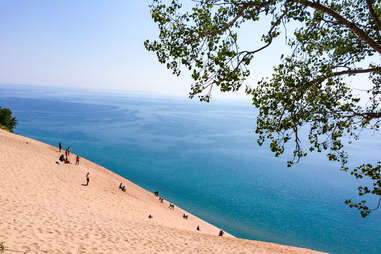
(235, 11, 287, 71)
(333, 66, 381, 76)
(366, 0, 381, 33)
(204, 0, 381, 54)
(312, 66, 381, 84)
(292, 0, 381, 54)
(345, 112, 381, 122)
(202, 1, 273, 36)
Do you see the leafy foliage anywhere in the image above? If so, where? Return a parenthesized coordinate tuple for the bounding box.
(0, 107, 17, 132)
(145, 0, 381, 216)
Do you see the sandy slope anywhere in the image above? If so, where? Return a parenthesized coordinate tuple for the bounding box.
(0, 129, 324, 253)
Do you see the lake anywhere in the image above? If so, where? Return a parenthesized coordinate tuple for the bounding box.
(1, 84, 380, 253)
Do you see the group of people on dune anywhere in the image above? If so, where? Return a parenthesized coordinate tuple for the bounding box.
(153, 191, 225, 236)
(57, 142, 225, 236)
(57, 142, 89, 186)
(58, 142, 79, 165)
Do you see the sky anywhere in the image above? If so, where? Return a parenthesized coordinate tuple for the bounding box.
(0, 0, 293, 100)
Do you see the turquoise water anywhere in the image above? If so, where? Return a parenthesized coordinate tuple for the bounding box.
(1, 84, 380, 253)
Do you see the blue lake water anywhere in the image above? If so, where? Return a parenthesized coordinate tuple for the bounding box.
(1, 84, 380, 253)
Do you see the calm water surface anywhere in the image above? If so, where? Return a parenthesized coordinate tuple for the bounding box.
(1, 84, 380, 254)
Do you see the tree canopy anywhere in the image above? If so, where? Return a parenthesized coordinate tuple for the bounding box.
(0, 107, 17, 133)
(145, 0, 381, 217)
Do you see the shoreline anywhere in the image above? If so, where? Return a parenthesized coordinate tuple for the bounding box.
(0, 129, 325, 253)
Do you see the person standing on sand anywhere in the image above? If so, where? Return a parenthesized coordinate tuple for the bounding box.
(59, 142, 62, 152)
(82, 172, 90, 186)
(86, 172, 89, 185)
(67, 146, 71, 156)
(75, 155, 80, 165)
(65, 148, 68, 161)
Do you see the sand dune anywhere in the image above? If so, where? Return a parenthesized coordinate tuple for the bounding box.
(0, 129, 324, 253)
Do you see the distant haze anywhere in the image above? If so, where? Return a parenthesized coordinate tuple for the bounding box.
(0, 0, 289, 100)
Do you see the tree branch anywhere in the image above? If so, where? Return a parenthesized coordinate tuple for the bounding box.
(344, 112, 381, 122)
(292, 0, 381, 54)
(366, 0, 381, 33)
(311, 66, 381, 84)
(237, 11, 287, 68)
(202, 1, 272, 36)
(320, 17, 340, 26)
(333, 66, 381, 76)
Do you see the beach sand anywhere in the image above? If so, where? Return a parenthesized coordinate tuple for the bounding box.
(0, 129, 325, 253)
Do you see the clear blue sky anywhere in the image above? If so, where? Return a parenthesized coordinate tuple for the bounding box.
(0, 0, 288, 98)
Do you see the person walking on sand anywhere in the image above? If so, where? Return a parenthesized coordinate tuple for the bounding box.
(65, 148, 68, 161)
(59, 142, 62, 152)
(75, 155, 80, 165)
(82, 172, 90, 186)
(67, 146, 71, 156)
